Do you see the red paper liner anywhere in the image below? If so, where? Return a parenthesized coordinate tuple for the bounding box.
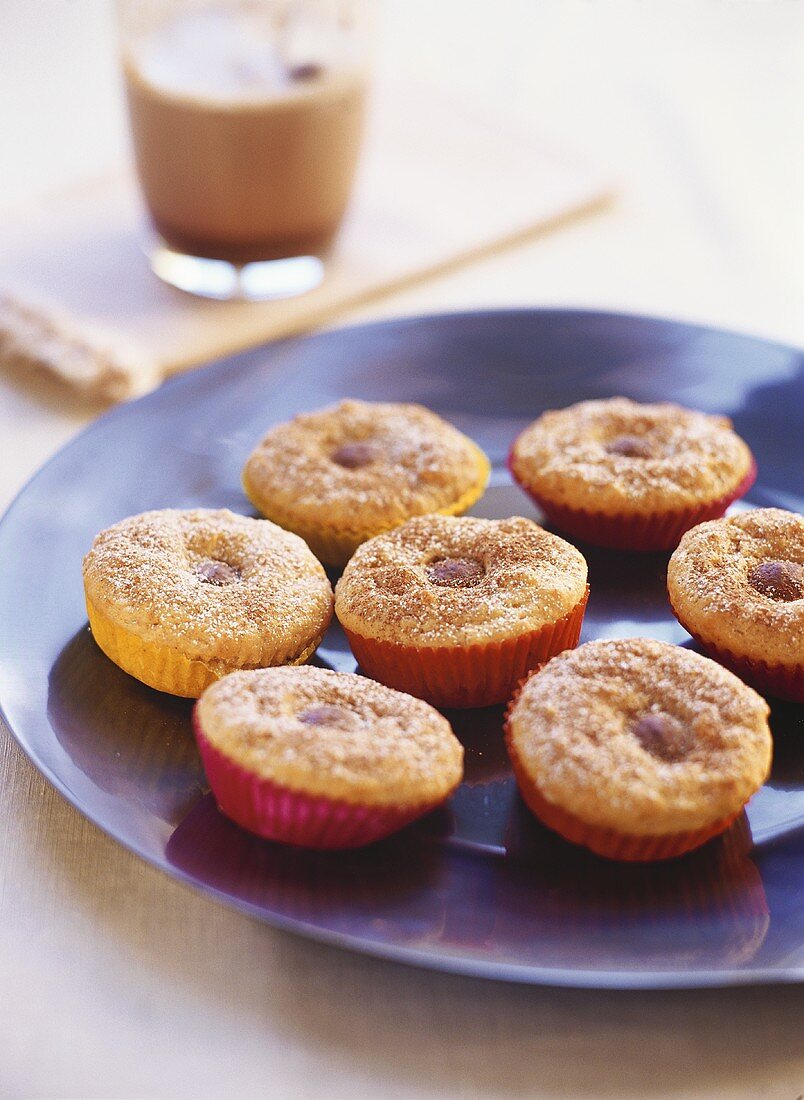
(668, 615, 803, 703)
(341, 586, 589, 709)
(504, 719, 742, 862)
(193, 711, 440, 849)
(508, 445, 757, 552)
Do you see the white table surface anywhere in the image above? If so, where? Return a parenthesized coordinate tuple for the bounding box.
(1, 2, 803, 1097)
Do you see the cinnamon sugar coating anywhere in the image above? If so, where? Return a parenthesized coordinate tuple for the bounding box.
(242, 399, 490, 545)
(510, 397, 753, 514)
(196, 666, 464, 806)
(335, 514, 588, 647)
(667, 508, 804, 669)
(83, 509, 333, 670)
(507, 638, 771, 836)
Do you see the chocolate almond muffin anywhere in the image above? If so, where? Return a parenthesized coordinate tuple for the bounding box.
(243, 399, 490, 566)
(335, 514, 589, 708)
(509, 397, 755, 551)
(668, 508, 804, 701)
(83, 508, 333, 697)
(505, 638, 772, 860)
(194, 665, 464, 848)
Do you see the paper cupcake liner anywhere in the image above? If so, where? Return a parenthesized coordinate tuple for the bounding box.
(193, 711, 441, 849)
(504, 719, 742, 861)
(86, 595, 325, 698)
(508, 448, 757, 552)
(243, 457, 491, 568)
(341, 586, 589, 709)
(669, 616, 803, 703)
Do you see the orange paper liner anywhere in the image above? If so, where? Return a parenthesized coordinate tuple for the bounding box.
(668, 613, 803, 704)
(504, 727, 742, 861)
(243, 455, 491, 568)
(508, 448, 757, 552)
(341, 586, 589, 709)
(193, 710, 445, 849)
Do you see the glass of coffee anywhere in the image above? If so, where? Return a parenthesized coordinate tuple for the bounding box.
(117, 0, 372, 300)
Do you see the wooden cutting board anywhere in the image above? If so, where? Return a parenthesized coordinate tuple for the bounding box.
(0, 80, 612, 384)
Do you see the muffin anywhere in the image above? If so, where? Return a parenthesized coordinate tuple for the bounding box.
(335, 514, 589, 709)
(83, 508, 333, 697)
(667, 508, 804, 702)
(242, 399, 490, 566)
(505, 638, 772, 861)
(508, 397, 755, 551)
(193, 665, 464, 848)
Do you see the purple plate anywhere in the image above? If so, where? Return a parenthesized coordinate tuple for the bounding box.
(0, 309, 802, 987)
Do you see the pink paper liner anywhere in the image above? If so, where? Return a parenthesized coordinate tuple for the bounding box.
(668, 617, 803, 704)
(341, 586, 589, 709)
(193, 710, 439, 849)
(508, 442, 757, 551)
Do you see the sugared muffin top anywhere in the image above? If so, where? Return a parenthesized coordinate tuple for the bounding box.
(510, 397, 754, 512)
(335, 514, 588, 647)
(667, 508, 804, 668)
(195, 666, 464, 806)
(83, 509, 333, 665)
(242, 399, 490, 535)
(506, 638, 771, 836)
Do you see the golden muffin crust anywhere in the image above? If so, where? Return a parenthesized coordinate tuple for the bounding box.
(335, 514, 588, 647)
(242, 399, 490, 538)
(196, 666, 464, 806)
(507, 638, 771, 836)
(510, 397, 753, 514)
(83, 509, 333, 670)
(667, 508, 804, 669)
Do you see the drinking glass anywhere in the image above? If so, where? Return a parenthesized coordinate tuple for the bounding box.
(117, 0, 373, 300)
